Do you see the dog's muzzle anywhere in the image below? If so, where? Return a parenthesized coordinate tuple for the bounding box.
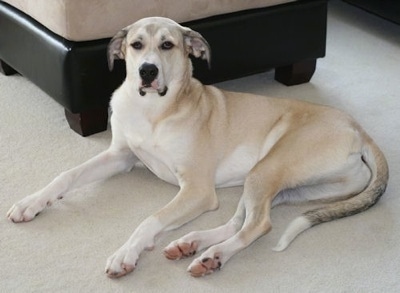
(138, 63, 168, 97)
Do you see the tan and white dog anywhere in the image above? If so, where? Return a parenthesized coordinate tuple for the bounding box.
(7, 17, 389, 278)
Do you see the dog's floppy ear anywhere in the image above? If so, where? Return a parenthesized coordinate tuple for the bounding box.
(183, 29, 211, 68)
(107, 29, 128, 71)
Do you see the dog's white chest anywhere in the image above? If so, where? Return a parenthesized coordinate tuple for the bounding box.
(125, 119, 152, 149)
(112, 89, 196, 186)
(117, 112, 181, 185)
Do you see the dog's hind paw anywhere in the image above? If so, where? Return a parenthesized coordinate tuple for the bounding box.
(188, 252, 223, 277)
(164, 241, 198, 260)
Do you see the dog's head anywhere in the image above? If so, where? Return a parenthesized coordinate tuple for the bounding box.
(107, 17, 210, 97)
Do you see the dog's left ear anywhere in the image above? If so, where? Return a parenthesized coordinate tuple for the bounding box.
(183, 29, 211, 68)
(107, 29, 128, 71)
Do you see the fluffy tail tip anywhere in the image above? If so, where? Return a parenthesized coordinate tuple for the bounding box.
(272, 216, 312, 252)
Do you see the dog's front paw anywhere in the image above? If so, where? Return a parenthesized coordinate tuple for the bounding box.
(164, 241, 198, 260)
(7, 194, 48, 223)
(105, 245, 139, 278)
(188, 252, 223, 277)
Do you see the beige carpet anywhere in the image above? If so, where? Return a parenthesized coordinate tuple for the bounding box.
(1, 1, 399, 292)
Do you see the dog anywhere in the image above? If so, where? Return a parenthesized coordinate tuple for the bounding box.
(7, 17, 389, 278)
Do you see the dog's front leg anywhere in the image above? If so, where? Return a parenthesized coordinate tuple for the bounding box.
(105, 182, 219, 278)
(7, 148, 137, 222)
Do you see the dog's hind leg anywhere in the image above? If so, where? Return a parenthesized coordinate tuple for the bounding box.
(7, 147, 137, 222)
(164, 198, 246, 260)
(186, 160, 283, 277)
(185, 134, 375, 277)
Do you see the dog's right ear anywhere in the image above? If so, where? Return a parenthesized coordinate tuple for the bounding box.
(107, 29, 128, 71)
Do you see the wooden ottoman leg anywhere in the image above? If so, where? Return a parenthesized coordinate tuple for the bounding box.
(65, 106, 109, 137)
(0, 60, 18, 75)
(275, 59, 316, 86)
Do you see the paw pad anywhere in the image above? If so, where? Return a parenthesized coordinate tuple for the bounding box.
(189, 253, 222, 277)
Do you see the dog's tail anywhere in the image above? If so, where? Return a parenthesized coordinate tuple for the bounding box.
(272, 137, 389, 252)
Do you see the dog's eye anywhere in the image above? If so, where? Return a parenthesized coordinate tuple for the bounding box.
(131, 41, 143, 50)
(161, 41, 174, 50)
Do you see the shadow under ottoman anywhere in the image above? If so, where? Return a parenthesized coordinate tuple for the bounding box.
(0, 0, 327, 136)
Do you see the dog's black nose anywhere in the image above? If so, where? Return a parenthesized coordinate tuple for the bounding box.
(139, 63, 158, 84)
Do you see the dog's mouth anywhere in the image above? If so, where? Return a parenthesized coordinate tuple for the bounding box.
(139, 80, 168, 97)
